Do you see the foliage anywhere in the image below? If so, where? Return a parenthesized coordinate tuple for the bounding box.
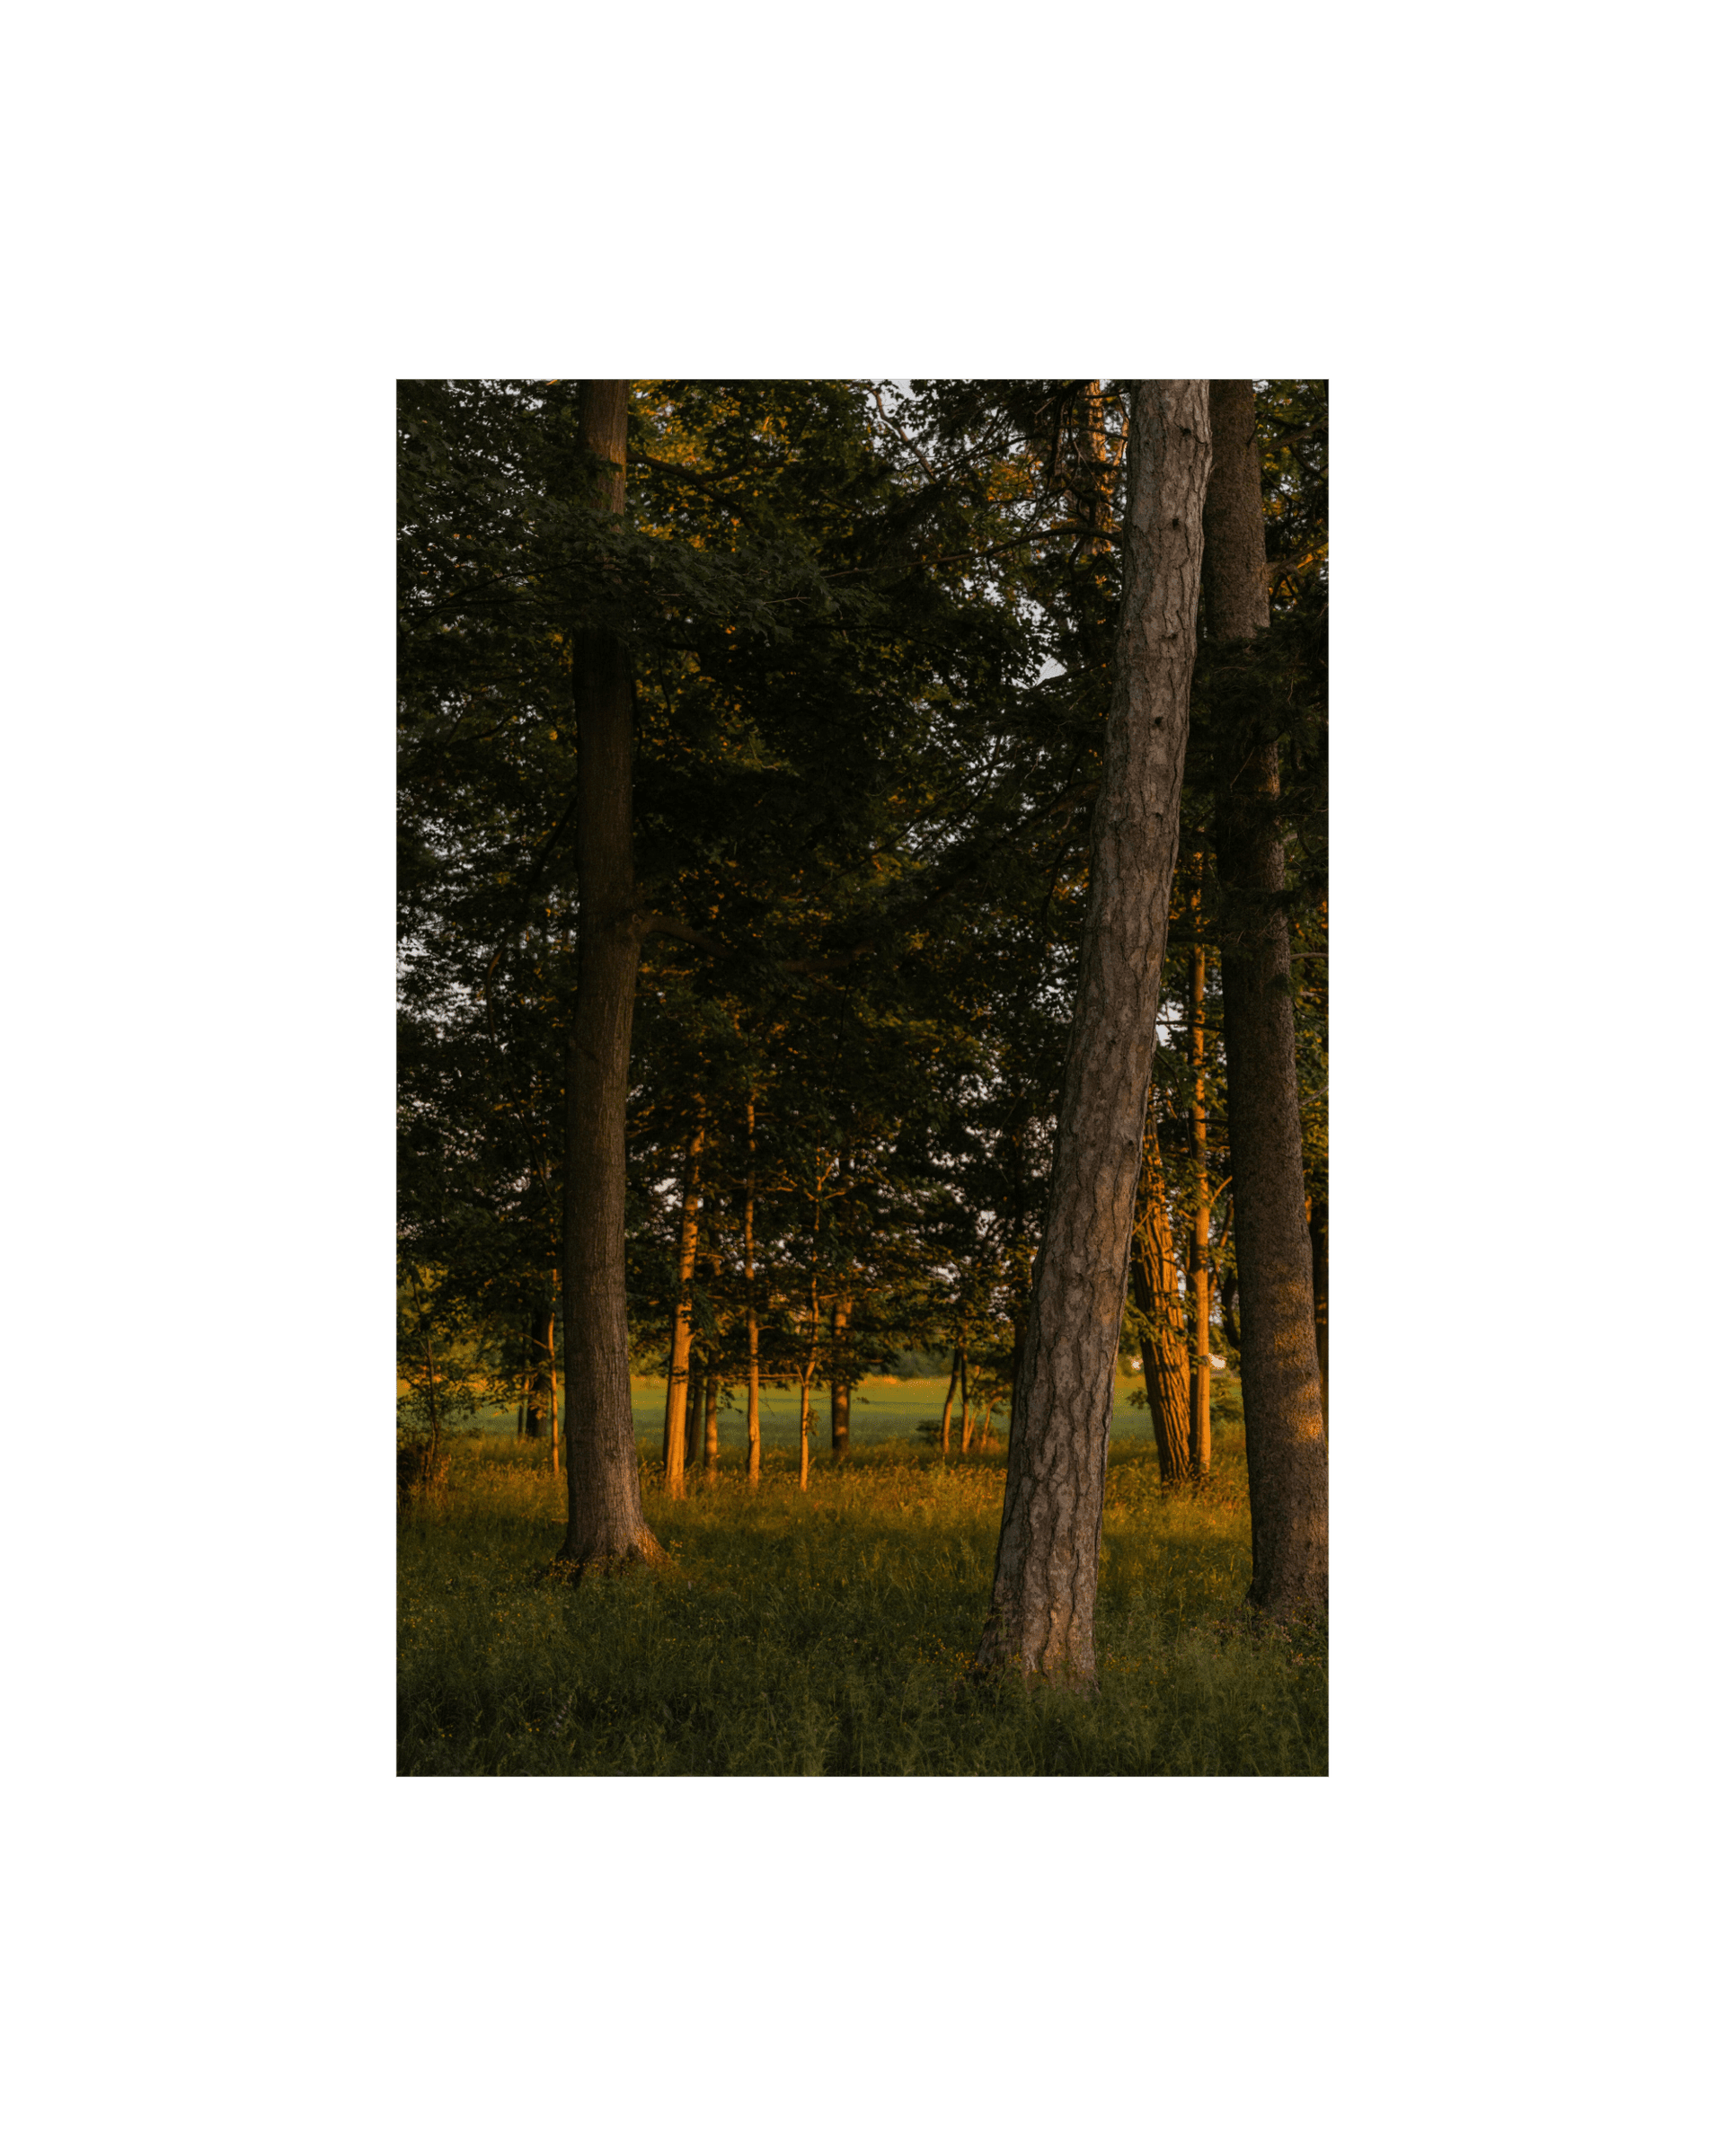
(396, 378, 1328, 1728)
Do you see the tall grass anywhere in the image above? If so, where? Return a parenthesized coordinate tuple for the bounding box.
(397, 1423, 1325, 1776)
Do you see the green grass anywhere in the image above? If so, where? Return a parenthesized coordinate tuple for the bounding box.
(398, 1392, 1324, 1777)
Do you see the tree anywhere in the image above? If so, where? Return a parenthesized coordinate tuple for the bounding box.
(1204, 378, 1327, 1619)
(974, 382, 1212, 1684)
(556, 383, 666, 1572)
(1129, 1100, 1191, 1481)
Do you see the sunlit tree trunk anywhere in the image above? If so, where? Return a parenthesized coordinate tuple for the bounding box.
(546, 1306, 559, 1482)
(661, 1126, 703, 1498)
(558, 380, 665, 1573)
(1205, 376, 1327, 1619)
(939, 1347, 960, 1454)
(526, 1298, 552, 1441)
(976, 381, 1210, 1684)
(702, 1371, 719, 1476)
(1188, 922, 1212, 1476)
(1131, 1111, 1191, 1482)
(959, 1347, 973, 1453)
(684, 1348, 703, 1469)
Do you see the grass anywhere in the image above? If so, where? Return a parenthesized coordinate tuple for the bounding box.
(398, 1383, 1325, 1777)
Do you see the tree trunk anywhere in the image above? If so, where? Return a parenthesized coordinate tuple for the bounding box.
(557, 380, 665, 1574)
(1188, 922, 1212, 1476)
(1308, 1191, 1328, 1427)
(684, 1348, 703, 1469)
(975, 381, 1211, 1683)
(526, 1299, 551, 1441)
(798, 1252, 820, 1490)
(1131, 1112, 1191, 1482)
(744, 1100, 762, 1485)
(546, 1305, 559, 1482)
(1204, 376, 1327, 1619)
(939, 1347, 960, 1454)
(829, 1297, 851, 1456)
(661, 1125, 703, 1498)
(978, 379, 1208, 1673)
(518, 1314, 528, 1438)
(958, 1347, 972, 1453)
(703, 1370, 719, 1475)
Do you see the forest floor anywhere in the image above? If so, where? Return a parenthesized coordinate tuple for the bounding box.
(397, 1390, 1326, 1776)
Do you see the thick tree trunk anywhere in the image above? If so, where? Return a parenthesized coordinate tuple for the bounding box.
(558, 380, 664, 1573)
(1188, 927, 1212, 1476)
(1205, 376, 1327, 1619)
(744, 1100, 762, 1485)
(1131, 1113, 1191, 1482)
(661, 1126, 703, 1498)
(976, 382, 1211, 1683)
(702, 1371, 719, 1475)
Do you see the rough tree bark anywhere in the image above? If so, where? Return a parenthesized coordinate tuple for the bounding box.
(974, 380, 1211, 1683)
(1204, 376, 1327, 1619)
(557, 380, 665, 1573)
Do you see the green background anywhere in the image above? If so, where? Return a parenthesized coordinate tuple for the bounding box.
(10, 4, 1707, 2156)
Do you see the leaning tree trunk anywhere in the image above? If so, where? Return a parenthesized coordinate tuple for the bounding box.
(558, 380, 665, 1573)
(1204, 376, 1326, 1619)
(975, 381, 1211, 1684)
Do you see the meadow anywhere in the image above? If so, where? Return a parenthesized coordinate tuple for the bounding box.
(397, 1374, 1327, 1776)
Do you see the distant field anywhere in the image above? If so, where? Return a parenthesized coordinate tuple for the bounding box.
(464, 1370, 1243, 1453)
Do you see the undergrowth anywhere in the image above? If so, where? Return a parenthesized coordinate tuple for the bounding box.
(397, 1428, 1325, 1777)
